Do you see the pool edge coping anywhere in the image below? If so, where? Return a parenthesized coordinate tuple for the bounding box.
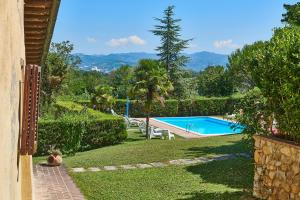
(151, 116, 241, 137)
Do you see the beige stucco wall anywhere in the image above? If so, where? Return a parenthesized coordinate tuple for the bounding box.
(0, 0, 27, 199)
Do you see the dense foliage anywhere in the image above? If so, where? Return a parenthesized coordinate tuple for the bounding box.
(91, 85, 115, 112)
(281, 2, 300, 26)
(109, 65, 134, 99)
(197, 66, 233, 96)
(38, 101, 127, 155)
(77, 97, 241, 118)
(234, 26, 300, 143)
(42, 41, 80, 105)
(227, 41, 267, 92)
(62, 69, 108, 96)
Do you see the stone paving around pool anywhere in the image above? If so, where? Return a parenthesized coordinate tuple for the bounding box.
(147, 118, 203, 139)
(137, 117, 236, 139)
(71, 153, 251, 173)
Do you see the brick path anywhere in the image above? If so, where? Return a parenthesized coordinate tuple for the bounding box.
(33, 164, 85, 200)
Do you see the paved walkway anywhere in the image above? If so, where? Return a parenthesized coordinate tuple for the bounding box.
(71, 153, 251, 173)
(148, 118, 203, 138)
(33, 164, 85, 200)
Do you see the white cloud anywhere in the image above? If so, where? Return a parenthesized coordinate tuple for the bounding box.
(213, 39, 240, 49)
(108, 37, 129, 47)
(107, 35, 146, 47)
(128, 35, 146, 45)
(87, 37, 97, 43)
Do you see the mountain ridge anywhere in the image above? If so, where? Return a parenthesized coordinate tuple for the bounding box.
(75, 51, 228, 73)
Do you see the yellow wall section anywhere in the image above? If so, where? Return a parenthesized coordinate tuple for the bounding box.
(0, 0, 29, 199)
(21, 155, 33, 200)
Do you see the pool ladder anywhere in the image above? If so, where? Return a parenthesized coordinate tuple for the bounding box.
(186, 123, 192, 133)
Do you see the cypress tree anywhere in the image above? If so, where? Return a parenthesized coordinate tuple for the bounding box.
(151, 5, 191, 98)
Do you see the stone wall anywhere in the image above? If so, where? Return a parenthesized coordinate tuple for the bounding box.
(253, 135, 300, 200)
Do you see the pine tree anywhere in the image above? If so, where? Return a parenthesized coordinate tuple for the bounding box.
(281, 2, 300, 26)
(151, 5, 191, 98)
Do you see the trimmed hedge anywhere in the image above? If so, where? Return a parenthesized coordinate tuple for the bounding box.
(76, 97, 242, 117)
(37, 101, 127, 155)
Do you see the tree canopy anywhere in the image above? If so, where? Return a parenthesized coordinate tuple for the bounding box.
(227, 41, 267, 92)
(235, 26, 300, 143)
(109, 65, 134, 99)
(42, 41, 80, 104)
(91, 85, 115, 112)
(198, 66, 233, 97)
(281, 2, 300, 26)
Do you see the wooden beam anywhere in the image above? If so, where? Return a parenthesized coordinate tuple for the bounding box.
(26, 47, 43, 51)
(24, 2, 52, 9)
(26, 52, 42, 56)
(25, 39, 45, 44)
(25, 0, 52, 3)
(25, 23, 48, 29)
(25, 28, 47, 32)
(24, 17, 49, 23)
(26, 61, 40, 65)
(25, 43, 44, 47)
(26, 55, 40, 58)
(26, 54, 42, 57)
(24, 20, 47, 26)
(25, 35, 46, 40)
(24, 10, 50, 16)
(25, 30, 46, 35)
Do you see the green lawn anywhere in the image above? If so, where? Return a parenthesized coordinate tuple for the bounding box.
(71, 158, 254, 200)
(34, 129, 254, 199)
(55, 129, 249, 168)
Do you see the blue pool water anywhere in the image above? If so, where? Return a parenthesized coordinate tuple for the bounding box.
(153, 117, 244, 135)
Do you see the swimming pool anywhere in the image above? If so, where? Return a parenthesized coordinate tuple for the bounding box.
(153, 117, 244, 136)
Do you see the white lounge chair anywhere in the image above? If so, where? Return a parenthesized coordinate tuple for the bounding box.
(138, 121, 163, 135)
(225, 113, 236, 120)
(111, 109, 121, 117)
(138, 121, 147, 134)
(124, 116, 141, 128)
(149, 126, 163, 139)
(149, 126, 175, 140)
(155, 128, 175, 140)
(138, 121, 175, 140)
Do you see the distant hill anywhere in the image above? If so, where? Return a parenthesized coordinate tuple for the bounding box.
(75, 51, 228, 73)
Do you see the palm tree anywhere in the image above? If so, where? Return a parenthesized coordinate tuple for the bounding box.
(130, 59, 173, 139)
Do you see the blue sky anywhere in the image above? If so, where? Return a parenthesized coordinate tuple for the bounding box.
(52, 0, 298, 55)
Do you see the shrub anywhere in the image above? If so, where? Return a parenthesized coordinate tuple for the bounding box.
(90, 85, 115, 112)
(37, 101, 127, 155)
(38, 114, 87, 155)
(79, 97, 242, 117)
(98, 97, 242, 117)
(129, 99, 178, 117)
(178, 97, 241, 116)
(233, 26, 300, 143)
